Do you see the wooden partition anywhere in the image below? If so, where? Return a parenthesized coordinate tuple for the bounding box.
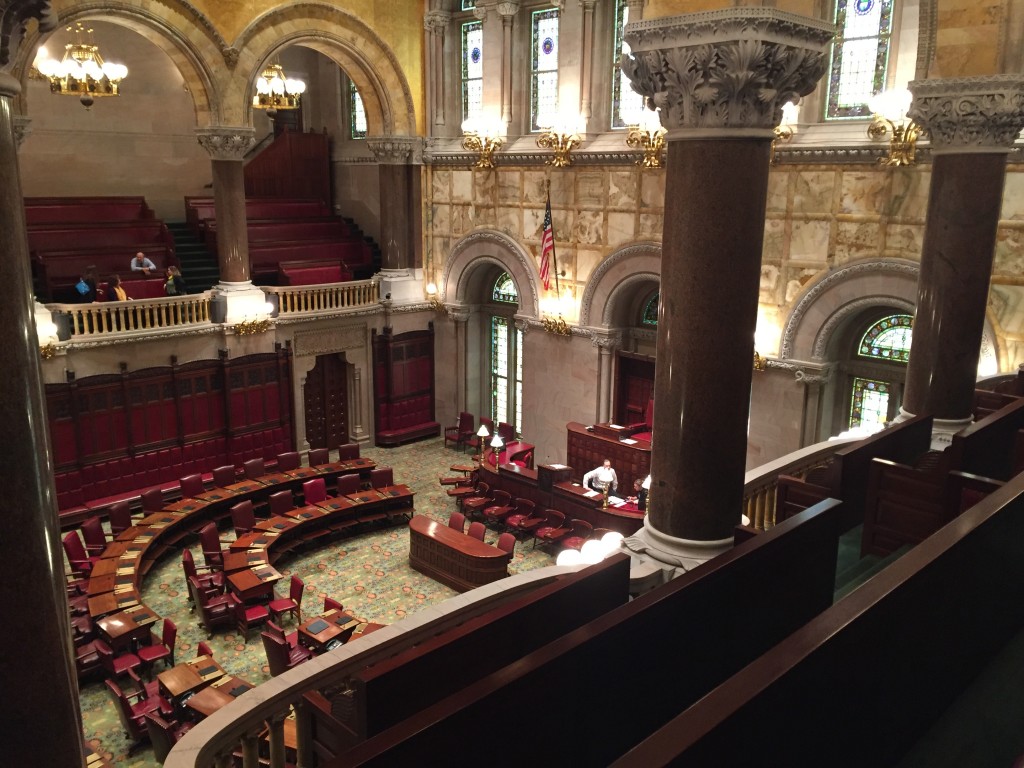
(339, 499, 843, 767)
(243, 129, 331, 205)
(616, 473, 1024, 768)
(372, 326, 440, 446)
(948, 396, 1024, 481)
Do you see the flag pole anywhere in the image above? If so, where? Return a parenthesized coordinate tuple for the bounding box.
(547, 178, 561, 297)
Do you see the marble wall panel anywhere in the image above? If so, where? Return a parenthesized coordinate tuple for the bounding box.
(608, 171, 639, 208)
(792, 171, 836, 214)
(640, 173, 665, 209)
(474, 170, 497, 203)
(576, 172, 607, 207)
(575, 211, 604, 246)
(766, 171, 790, 213)
(839, 171, 890, 215)
(638, 213, 662, 239)
(994, 228, 1024, 277)
(759, 265, 781, 304)
(884, 224, 924, 259)
(1001, 172, 1024, 221)
(783, 267, 823, 304)
(524, 207, 546, 240)
(432, 169, 451, 202)
(524, 172, 548, 204)
(607, 212, 637, 247)
(451, 170, 473, 202)
(432, 204, 450, 236)
(498, 171, 523, 205)
(450, 204, 473, 236)
(576, 249, 604, 284)
(550, 172, 576, 206)
(789, 219, 831, 262)
(553, 210, 577, 243)
(763, 219, 787, 262)
(888, 168, 931, 220)
(834, 221, 882, 263)
(497, 207, 522, 238)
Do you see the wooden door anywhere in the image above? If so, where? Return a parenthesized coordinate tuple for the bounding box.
(304, 354, 349, 449)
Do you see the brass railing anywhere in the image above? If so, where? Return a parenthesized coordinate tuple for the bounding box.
(51, 293, 213, 338)
(741, 437, 856, 530)
(264, 279, 379, 317)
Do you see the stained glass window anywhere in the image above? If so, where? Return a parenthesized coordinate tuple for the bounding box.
(462, 0, 476, 9)
(492, 272, 518, 304)
(826, 0, 894, 119)
(462, 21, 483, 124)
(530, 8, 560, 132)
(858, 314, 912, 363)
(349, 78, 367, 139)
(849, 377, 890, 429)
(515, 327, 524, 432)
(492, 316, 510, 426)
(641, 293, 659, 327)
(612, 0, 644, 129)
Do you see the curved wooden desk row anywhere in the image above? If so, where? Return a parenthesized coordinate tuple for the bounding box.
(408, 516, 513, 593)
(82, 460, 407, 654)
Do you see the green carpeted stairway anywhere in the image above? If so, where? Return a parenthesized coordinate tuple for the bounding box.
(166, 221, 220, 293)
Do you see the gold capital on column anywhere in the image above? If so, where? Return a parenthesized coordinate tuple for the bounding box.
(621, 8, 833, 138)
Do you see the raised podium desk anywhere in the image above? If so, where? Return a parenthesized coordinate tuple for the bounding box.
(566, 421, 650, 494)
(408, 516, 512, 592)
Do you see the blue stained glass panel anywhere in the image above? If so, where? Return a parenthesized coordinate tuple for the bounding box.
(492, 272, 518, 304)
(849, 377, 890, 429)
(531, 8, 560, 131)
(826, 0, 893, 119)
(858, 314, 913, 363)
(462, 21, 483, 123)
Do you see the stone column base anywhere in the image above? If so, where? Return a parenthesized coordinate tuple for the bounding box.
(211, 283, 272, 325)
(896, 407, 973, 449)
(621, 516, 733, 593)
(376, 269, 424, 304)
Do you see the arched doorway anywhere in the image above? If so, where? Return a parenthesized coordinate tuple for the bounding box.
(304, 354, 350, 449)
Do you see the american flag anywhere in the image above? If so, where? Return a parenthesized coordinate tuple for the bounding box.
(540, 193, 555, 291)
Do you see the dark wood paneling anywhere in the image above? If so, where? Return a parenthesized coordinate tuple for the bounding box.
(305, 354, 350, 450)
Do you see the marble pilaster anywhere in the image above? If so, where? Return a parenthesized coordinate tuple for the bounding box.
(593, 331, 621, 424)
(902, 76, 1024, 423)
(0, 2, 86, 762)
(620, 9, 832, 572)
(496, 2, 518, 127)
(424, 10, 450, 127)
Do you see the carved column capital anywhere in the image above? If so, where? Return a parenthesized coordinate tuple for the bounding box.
(195, 126, 256, 160)
(447, 306, 470, 323)
(908, 75, 1024, 154)
(625, 0, 647, 18)
(592, 331, 622, 350)
(579, 0, 598, 10)
(367, 136, 423, 164)
(496, 2, 519, 19)
(12, 114, 30, 149)
(622, 8, 833, 138)
(0, 0, 55, 72)
(472, 4, 489, 23)
(424, 10, 451, 33)
(514, 317, 530, 334)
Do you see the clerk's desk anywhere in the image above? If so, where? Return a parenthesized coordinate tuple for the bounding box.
(566, 421, 651, 496)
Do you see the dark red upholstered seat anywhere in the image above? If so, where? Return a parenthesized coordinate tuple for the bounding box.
(303, 478, 327, 505)
(560, 519, 594, 551)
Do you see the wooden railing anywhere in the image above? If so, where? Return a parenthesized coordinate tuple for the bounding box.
(165, 566, 576, 768)
(51, 293, 213, 338)
(264, 279, 379, 317)
(741, 437, 856, 530)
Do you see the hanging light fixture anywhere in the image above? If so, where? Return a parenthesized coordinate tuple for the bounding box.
(35, 23, 128, 109)
(253, 62, 306, 117)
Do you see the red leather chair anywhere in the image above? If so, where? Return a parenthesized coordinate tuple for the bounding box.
(230, 593, 270, 640)
(198, 522, 226, 571)
(335, 474, 361, 496)
(445, 411, 474, 451)
(496, 532, 516, 555)
(146, 712, 193, 763)
(75, 640, 103, 680)
(212, 465, 237, 488)
(449, 511, 467, 533)
(505, 501, 546, 538)
(95, 638, 142, 677)
(561, 519, 594, 551)
(105, 678, 163, 755)
(266, 619, 308, 654)
(140, 488, 164, 513)
(497, 498, 536, 531)
(276, 451, 300, 471)
(467, 521, 486, 541)
(308, 447, 330, 466)
(108, 501, 133, 536)
(269, 575, 304, 625)
(483, 492, 519, 527)
(195, 641, 214, 659)
(261, 631, 310, 676)
(182, 547, 224, 603)
(63, 531, 99, 577)
(626, 397, 655, 442)
(323, 596, 344, 613)
(303, 478, 327, 505)
(497, 422, 516, 443)
(337, 443, 360, 460)
(533, 510, 569, 550)
(230, 500, 255, 536)
(370, 467, 393, 489)
(268, 490, 294, 517)
(179, 473, 204, 498)
(187, 576, 234, 636)
(243, 458, 265, 480)
(138, 618, 176, 672)
(80, 516, 108, 557)
(461, 483, 492, 519)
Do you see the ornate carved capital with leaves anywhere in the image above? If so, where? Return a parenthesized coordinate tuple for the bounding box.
(0, 0, 54, 72)
(909, 75, 1024, 154)
(195, 127, 256, 161)
(621, 8, 833, 137)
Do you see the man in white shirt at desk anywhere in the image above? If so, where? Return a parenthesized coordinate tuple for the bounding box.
(583, 459, 618, 493)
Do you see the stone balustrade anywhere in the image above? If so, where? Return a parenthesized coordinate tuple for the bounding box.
(50, 293, 213, 338)
(264, 279, 379, 318)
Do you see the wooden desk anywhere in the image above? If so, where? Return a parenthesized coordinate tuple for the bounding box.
(138, 511, 184, 528)
(566, 421, 650, 496)
(298, 609, 359, 653)
(408, 516, 512, 592)
(254, 516, 301, 534)
(88, 589, 140, 618)
(222, 550, 269, 572)
(316, 496, 357, 513)
(165, 497, 211, 513)
(256, 472, 293, 486)
(227, 564, 283, 602)
(286, 505, 329, 521)
(96, 604, 160, 650)
(230, 532, 280, 552)
(284, 466, 321, 479)
(195, 488, 237, 502)
(98, 541, 129, 560)
(224, 479, 265, 494)
(209, 674, 254, 698)
(159, 656, 225, 698)
(185, 685, 235, 718)
(90, 557, 120, 578)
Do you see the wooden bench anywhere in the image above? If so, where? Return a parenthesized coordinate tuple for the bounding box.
(184, 196, 331, 235)
(33, 245, 176, 301)
(24, 196, 155, 225)
(278, 262, 352, 286)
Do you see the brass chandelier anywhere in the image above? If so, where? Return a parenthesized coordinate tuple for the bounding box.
(36, 23, 128, 109)
(253, 62, 306, 116)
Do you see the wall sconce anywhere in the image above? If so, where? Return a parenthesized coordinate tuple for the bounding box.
(542, 316, 571, 336)
(625, 109, 666, 169)
(537, 114, 583, 168)
(540, 288, 573, 336)
(233, 301, 275, 335)
(425, 282, 445, 312)
(867, 89, 919, 167)
(461, 117, 504, 169)
(35, 304, 60, 359)
(771, 101, 798, 164)
(753, 350, 768, 372)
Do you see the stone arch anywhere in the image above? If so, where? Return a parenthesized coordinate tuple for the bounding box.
(579, 241, 661, 328)
(225, 3, 416, 134)
(780, 259, 921, 361)
(12, 1, 222, 125)
(441, 229, 541, 319)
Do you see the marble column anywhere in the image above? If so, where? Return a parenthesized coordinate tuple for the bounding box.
(424, 9, 450, 128)
(0, 3, 86, 763)
(368, 137, 423, 301)
(593, 331, 621, 424)
(579, 0, 597, 124)
(195, 127, 256, 285)
(901, 76, 1024, 432)
(621, 10, 832, 564)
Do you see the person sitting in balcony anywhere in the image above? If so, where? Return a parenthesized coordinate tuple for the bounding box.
(583, 459, 618, 494)
(130, 252, 156, 274)
(107, 274, 131, 302)
(75, 267, 97, 303)
(165, 266, 188, 296)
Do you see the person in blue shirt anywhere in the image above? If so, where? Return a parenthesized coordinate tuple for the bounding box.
(130, 252, 156, 274)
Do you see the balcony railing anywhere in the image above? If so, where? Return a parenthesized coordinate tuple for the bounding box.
(51, 293, 213, 338)
(264, 279, 379, 318)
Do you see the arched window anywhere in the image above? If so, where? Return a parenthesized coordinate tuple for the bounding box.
(530, 8, 560, 132)
(611, 0, 644, 129)
(845, 313, 912, 431)
(489, 272, 523, 432)
(825, 0, 895, 119)
(857, 314, 913, 362)
(641, 293, 658, 327)
(348, 78, 367, 139)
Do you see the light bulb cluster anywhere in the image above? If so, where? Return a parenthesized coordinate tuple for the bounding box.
(253, 63, 306, 114)
(35, 23, 128, 109)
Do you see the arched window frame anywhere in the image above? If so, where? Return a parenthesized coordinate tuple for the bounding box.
(640, 292, 658, 327)
(857, 313, 913, 363)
